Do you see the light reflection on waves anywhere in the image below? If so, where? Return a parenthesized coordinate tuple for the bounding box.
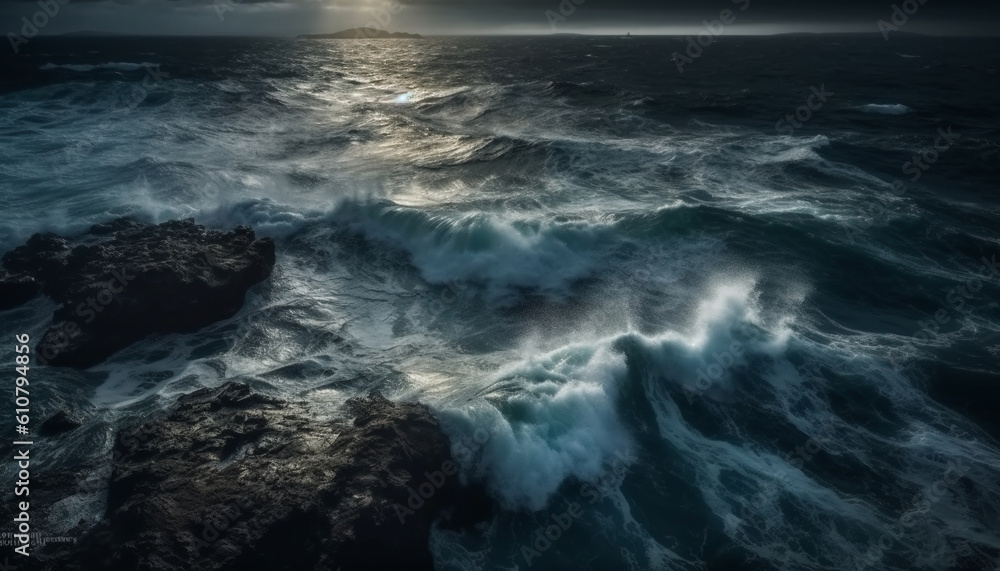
(2, 37, 999, 571)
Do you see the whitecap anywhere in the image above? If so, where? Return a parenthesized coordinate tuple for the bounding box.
(335, 199, 611, 304)
(857, 103, 913, 115)
(386, 90, 415, 104)
(436, 341, 633, 511)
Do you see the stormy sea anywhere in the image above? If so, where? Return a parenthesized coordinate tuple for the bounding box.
(1, 34, 999, 570)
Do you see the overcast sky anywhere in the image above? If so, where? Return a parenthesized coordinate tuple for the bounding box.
(1, 0, 997, 36)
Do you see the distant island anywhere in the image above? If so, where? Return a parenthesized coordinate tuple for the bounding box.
(298, 28, 423, 39)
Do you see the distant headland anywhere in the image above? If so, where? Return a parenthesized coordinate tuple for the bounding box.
(298, 28, 423, 39)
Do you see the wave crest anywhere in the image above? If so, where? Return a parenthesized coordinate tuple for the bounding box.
(336, 200, 610, 304)
(857, 103, 913, 115)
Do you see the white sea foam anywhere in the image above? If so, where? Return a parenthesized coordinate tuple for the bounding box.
(336, 200, 613, 304)
(5, 43, 1000, 571)
(436, 277, 1000, 569)
(858, 103, 914, 115)
(437, 342, 632, 511)
(437, 282, 775, 511)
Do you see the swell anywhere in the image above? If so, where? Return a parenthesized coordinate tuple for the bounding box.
(436, 284, 1000, 570)
(329, 199, 614, 304)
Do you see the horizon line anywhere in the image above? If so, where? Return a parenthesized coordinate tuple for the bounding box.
(35, 30, 1000, 38)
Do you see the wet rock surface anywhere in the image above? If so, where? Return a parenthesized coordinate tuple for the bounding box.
(0, 218, 275, 367)
(29, 383, 491, 571)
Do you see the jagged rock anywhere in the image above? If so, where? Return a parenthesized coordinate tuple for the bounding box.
(2, 232, 70, 280)
(33, 383, 491, 571)
(0, 218, 275, 368)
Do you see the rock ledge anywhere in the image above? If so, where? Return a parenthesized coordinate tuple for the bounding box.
(0, 218, 275, 367)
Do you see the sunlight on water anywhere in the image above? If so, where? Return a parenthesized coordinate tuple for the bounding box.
(1, 35, 998, 571)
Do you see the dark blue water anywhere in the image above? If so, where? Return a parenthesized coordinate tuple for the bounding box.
(1, 35, 999, 570)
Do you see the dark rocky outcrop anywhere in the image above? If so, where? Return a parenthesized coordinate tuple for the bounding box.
(33, 383, 491, 571)
(298, 28, 423, 39)
(0, 218, 275, 368)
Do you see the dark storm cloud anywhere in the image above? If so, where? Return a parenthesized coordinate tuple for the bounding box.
(0, 0, 996, 36)
(369, 0, 995, 18)
(0, 0, 993, 9)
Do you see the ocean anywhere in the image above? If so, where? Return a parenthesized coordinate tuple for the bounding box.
(1, 34, 999, 570)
